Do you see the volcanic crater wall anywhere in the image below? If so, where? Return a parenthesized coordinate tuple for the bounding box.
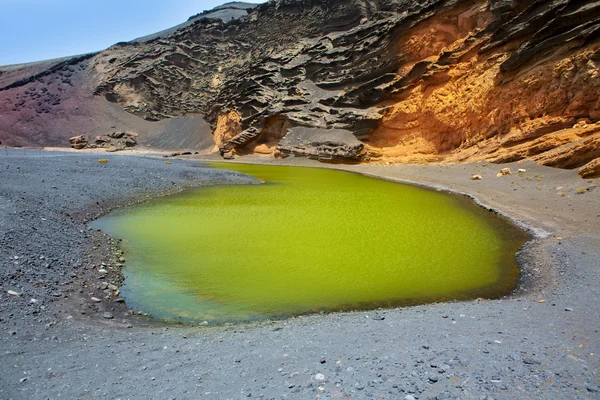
(1, 0, 599, 175)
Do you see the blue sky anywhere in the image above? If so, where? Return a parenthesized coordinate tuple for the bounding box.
(0, 0, 264, 66)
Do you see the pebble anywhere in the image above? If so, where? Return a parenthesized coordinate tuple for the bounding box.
(98, 269, 108, 275)
(103, 312, 114, 319)
(91, 297, 101, 303)
(428, 373, 439, 383)
(565, 307, 573, 312)
(404, 395, 416, 400)
(315, 373, 325, 381)
(119, 257, 126, 262)
(522, 357, 541, 365)
(7, 290, 20, 296)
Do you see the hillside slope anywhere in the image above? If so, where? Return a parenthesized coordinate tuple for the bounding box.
(1, 0, 599, 175)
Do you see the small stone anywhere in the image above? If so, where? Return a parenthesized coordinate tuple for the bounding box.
(115, 297, 125, 303)
(19, 377, 28, 383)
(91, 297, 101, 303)
(315, 373, 325, 381)
(428, 373, 439, 383)
(30, 298, 38, 304)
(7, 290, 20, 296)
(404, 395, 416, 400)
(522, 357, 540, 365)
(103, 312, 114, 319)
(108, 284, 118, 291)
(320, 358, 326, 364)
(518, 168, 526, 173)
(119, 257, 126, 262)
(470, 174, 483, 180)
(98, 269, 108, 275)
(565, 307, 573, 312)
(587, 384, 599, 392)
(497, 167, 512, 176)
(100, 282, 108, 290)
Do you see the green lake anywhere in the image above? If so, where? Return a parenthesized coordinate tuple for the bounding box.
(91, 163, 529, 323)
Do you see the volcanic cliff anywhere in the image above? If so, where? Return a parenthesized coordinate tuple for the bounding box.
(1, 0, 599, 176)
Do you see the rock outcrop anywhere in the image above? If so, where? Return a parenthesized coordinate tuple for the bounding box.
(1, 0, 599, 174)
(68, 131, 138, 151)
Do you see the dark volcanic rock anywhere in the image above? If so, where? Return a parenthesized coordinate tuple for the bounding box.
(275, 127, 365, 163)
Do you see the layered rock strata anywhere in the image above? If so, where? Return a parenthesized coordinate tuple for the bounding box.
(1, 0, 599, 171)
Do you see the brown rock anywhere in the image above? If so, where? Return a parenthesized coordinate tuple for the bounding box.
(124, 137, 137, 147)
(579, 158, 600, 179)
(496, 168, 512, 177)
(534, 135, 600, 169)
(68, 135, 88, 150)
(108, 131, 125, 139)
(95, 135, 111, 144)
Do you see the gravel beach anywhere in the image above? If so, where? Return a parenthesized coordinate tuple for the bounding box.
(0, 151, 598, 399)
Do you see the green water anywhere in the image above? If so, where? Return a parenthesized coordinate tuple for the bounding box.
(92, 163, 528, 323)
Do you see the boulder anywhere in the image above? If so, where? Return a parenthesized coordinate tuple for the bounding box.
(108, 131, 125, 139)
(579, 158, 600, 179)
(124, 137, 137, 147)
(94, 135, 111, 144)
(69, 135, 88, 149)
(496, 168, 512, 177)
(275, 127, 365, 163)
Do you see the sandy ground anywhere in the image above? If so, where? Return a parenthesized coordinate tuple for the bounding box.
(0, 149, 599, 399)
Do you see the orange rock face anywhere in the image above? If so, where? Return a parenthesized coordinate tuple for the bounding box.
(579, 158, 600, 179)
(367, 9, 600, 170)
(213, 110, 242, 151)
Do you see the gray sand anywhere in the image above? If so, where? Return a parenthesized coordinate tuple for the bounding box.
(1, 151, 598, 399)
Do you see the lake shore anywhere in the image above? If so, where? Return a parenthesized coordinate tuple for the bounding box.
(1, 150, 598, 399)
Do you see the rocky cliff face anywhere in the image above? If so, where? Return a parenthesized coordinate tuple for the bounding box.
(1, 0, 599, 176)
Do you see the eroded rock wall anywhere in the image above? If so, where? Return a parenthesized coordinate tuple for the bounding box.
(1, 0, 599, 171)
(368, 0, 600, 170)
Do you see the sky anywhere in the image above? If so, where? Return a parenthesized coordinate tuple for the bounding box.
(0, 0, 264, 66)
